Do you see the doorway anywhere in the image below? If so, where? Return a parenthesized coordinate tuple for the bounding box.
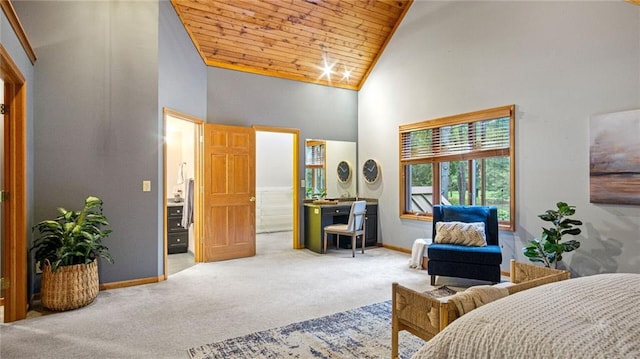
(254, 126, 301, 250)
(163, 108, 203, 278)
(162, 116, 302, 277)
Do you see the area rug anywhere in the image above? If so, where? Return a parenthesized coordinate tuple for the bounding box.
(187, 300, 426, 359)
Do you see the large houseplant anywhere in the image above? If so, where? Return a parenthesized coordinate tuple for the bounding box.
(31, 196, 113, 311)
(523, 201, 583, 269)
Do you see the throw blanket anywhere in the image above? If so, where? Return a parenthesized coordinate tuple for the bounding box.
(409, 238, 429, 269)
(412, 273, 640, 359)
(448, 285, 509, 316)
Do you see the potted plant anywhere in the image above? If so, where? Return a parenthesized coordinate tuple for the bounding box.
(523, 201, 583, 269)
(31, 196, 113, 311)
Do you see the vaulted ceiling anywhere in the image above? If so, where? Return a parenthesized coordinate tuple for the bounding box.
(171, 0, 413, 90)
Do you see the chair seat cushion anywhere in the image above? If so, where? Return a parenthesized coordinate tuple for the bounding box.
(428, 244, 502, 265)
(324, 224, 350, 234)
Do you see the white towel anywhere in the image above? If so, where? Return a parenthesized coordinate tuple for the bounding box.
(409, 238, 429, 269)
(181, 178, 194, 228)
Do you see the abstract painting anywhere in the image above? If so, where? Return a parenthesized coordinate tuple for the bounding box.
(590, 109, 640, 205)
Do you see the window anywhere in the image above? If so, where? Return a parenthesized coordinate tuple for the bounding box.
(305, 140, 326, 198)
(399, 105, 515, 230)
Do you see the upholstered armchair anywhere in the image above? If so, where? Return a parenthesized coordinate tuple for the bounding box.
(427, 205, 502, 285)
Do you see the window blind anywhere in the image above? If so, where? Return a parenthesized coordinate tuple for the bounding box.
(306, 143, 325, 166)
(401, 115, 511, 162)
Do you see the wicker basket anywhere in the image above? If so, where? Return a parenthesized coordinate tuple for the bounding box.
(41, 260, 99, 311)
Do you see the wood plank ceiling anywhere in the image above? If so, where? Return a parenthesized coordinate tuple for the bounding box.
(171, 0, 413, 90)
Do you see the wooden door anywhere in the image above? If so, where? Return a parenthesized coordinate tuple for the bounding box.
(203, 124, 256, 261)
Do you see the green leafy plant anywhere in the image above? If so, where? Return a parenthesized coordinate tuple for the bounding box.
(523, 201, 582, 268)
(31, 196, 114, 272)
(305, 187, 327, 199)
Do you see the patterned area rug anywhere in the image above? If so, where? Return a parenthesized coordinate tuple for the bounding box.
(187, 300, 426, 359)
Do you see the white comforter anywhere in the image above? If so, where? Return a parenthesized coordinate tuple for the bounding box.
(412, 273, 640, 359)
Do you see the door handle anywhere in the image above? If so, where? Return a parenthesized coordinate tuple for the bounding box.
(250, 197, 256, 202)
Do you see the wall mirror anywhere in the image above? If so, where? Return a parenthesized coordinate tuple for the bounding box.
(305, 139, 356, 199)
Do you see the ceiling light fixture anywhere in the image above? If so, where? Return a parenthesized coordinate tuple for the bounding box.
(341, 66, 351, 82)
(320, 55, 336, 81)
(317, 45, 338, 83)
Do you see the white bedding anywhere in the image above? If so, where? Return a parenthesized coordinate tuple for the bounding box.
(412, 273, 640, 359)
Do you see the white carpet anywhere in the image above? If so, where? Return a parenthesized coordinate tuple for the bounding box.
(1, 233, 442, 358)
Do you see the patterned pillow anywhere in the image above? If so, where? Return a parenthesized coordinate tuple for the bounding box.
(434, 221, 487, 246)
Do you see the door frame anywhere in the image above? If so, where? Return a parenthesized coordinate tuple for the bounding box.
(253, 126, 301, 249)
(162, 108, 204, 279)
(1, 44, 28, 322)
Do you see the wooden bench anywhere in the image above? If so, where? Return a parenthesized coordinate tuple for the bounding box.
(391, 260, 570, 358)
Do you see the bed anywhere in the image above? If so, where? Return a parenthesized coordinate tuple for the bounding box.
(411, 272, 640, 359)
(392, 260, 570, 358)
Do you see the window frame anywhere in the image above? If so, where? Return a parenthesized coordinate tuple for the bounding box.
(305, 140, 326, 198)
(398, 105, 516, 231)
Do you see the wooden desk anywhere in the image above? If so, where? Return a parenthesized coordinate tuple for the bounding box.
(304, 201, 377, 254)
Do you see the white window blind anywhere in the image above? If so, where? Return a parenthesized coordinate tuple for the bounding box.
(401, 114, 511, 162)
(306, 143, 325, 166)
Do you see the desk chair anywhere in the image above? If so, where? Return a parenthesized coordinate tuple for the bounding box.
(323, 201, 367, 257)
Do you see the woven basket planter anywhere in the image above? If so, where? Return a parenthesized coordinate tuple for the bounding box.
(41, 260, 99, 311)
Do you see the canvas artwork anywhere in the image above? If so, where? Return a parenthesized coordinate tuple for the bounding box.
(590, 109, 640, 205)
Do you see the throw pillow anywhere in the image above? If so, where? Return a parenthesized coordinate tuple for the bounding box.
(434, 221, 487, 246)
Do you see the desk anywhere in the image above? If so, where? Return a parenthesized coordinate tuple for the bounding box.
(304, 201, 378, 254)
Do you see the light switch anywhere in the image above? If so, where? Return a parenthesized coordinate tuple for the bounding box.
(142, 180, 151, 192)
(301, 179, 306, 188)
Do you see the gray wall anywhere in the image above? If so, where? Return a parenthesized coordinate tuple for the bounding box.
(207, 67, 358, 142)
(13, 0, 357, 286)
(15, 1, 161, 283)
(159, 1, 207, 120)
(358, 1, 640, 275)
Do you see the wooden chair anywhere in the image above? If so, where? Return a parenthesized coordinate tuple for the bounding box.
(323, 200, 366, 257)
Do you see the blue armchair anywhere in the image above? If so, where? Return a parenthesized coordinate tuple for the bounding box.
(427, 205, 502, 285)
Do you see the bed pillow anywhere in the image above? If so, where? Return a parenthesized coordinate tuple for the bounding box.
(434, 221, 487, 246)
